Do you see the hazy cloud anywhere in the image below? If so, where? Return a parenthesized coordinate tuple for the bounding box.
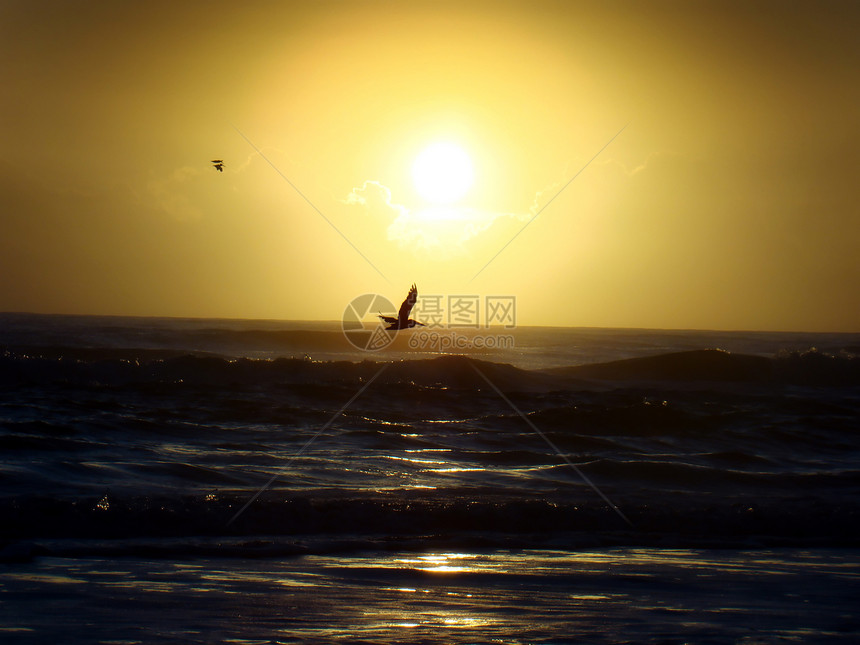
(343, 180, 408, 217)
(528, 181, 562, 217)
(344, 180, 527, 254)
(147, 166, 203, 221)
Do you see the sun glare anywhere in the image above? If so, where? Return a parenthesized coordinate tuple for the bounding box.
(412, 142, 474, 205)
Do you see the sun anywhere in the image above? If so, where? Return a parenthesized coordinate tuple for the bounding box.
(412, 142, 474, 205)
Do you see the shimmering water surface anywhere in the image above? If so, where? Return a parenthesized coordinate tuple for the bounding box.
(2, 549, 859, 644)
(2, 313, 859, 642)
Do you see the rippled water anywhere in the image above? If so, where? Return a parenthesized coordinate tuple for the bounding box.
(2, 549, 859, 644)
(2, 313, 859, 642)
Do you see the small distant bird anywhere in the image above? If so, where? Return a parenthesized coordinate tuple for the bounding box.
(211, 159, 224, 172)
(379, 283, 426, 330)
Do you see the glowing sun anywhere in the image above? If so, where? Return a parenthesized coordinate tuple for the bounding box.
(412, 142, 474, 205)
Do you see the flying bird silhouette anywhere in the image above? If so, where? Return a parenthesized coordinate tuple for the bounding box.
(379, 283, 425, 330)
(211, 159, 224, 172)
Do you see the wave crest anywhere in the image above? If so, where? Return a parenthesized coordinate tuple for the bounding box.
(3, 347, 858, 390)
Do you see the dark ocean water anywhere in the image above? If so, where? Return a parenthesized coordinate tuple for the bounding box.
(2, 313, 859, 643)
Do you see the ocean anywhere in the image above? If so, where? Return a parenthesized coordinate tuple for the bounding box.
(1, 312, 859, 643)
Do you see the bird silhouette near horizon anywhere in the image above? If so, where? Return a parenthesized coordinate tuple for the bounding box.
(211, 159, 224, 172)
(379, 283, 425, 330)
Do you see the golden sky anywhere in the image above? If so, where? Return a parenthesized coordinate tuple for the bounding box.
(1, 0, 858, 331)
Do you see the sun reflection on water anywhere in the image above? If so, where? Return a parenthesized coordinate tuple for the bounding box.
(3, 549, 854, 642)
(390, 552, 501, 575)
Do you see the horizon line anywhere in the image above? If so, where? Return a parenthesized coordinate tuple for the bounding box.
(1, 310, 858, 336)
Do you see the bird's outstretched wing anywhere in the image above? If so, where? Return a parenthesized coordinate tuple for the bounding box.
(398, 283, 418, 323)
(378, 315, 398, 324)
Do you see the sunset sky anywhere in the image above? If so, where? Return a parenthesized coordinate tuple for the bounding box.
(2, 1, 858, 331)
